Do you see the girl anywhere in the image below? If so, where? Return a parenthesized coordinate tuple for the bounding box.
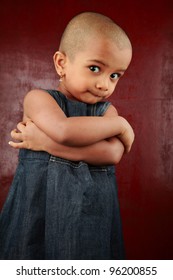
(0, 12, 134, 259)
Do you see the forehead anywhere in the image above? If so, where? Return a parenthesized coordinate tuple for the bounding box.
(74, 36, 132, 70)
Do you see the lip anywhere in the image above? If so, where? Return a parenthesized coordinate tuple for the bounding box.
(93, 94, 102, 97)
(90, 91, 104, 98)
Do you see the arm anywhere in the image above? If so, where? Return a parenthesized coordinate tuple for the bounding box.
(10, 103, 126, 165)
(10, 121, 125, 165)
(23, 89, 134, 152)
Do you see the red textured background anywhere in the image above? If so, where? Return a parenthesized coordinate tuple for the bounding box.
(0, 0, 173, 259)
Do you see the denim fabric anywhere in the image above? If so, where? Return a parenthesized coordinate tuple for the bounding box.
(0, 90, 124, 259)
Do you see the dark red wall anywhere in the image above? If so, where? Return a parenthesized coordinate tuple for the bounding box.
(0, 0, 173, 259)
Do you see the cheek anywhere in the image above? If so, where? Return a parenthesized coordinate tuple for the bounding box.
(114, 78, 120, 87)
(65, 76, 86, 93)
(65, 68, 92, 90)
(109, 81, 118, 93)
(75, 76, 89, 88)
(65, 70, 78, 86)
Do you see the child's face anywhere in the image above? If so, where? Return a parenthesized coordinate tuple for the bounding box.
(58, 37, 132, 104)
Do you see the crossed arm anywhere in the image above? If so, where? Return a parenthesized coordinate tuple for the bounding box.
(9, 89, 135, 165)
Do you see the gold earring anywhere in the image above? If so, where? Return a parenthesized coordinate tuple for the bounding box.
(59, 73, 63, 82)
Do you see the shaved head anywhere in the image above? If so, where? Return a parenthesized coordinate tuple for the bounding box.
(59, 12, 132, 60)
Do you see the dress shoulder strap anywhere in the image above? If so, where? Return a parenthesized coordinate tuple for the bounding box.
(44, 89, 66, 112)
(88, 101, 111, 116)
(44, 89, 111, 117)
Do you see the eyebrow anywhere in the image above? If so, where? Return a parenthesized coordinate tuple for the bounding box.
(87, 59, 127, 72)
(87, 59, 108, 66)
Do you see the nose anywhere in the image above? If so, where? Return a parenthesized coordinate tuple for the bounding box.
(95, 77, 109, 92)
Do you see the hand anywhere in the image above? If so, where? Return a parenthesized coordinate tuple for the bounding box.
(9, 120, 46, 151)
(117, 117, 135, 153)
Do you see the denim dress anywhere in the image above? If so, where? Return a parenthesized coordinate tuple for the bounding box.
(0, 90, 124, 260)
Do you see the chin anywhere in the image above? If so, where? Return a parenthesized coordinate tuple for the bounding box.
(84, 97, 99, 104)
(80, 92, 103, 104)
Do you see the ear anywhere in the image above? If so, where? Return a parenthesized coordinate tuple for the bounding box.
(53, 51, 67, 76)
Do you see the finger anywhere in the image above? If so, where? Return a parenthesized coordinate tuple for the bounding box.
(8, 141, 25, 149)
(10, 129, 17, 138)
(26, 119, 33, 124)
(126, 147, 131, 153)
(10, 129, 23, 141)
(17, 122, 26, 132)
(10, 128, 18, 134)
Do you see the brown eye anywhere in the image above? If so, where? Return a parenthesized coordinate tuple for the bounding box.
(110, 73, 120, 80)
(89, 66, 100, 73)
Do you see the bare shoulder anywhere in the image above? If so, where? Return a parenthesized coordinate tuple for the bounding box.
(103, 104, 118, 117)
(24, 88, 51, 101)
(23, 88, 64, 121)
(24, 88, 59, 106)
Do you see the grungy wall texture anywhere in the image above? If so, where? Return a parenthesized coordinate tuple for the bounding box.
(0, 0, 173, 259)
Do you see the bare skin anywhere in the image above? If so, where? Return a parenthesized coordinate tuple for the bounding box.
(9, 37, 134, 165)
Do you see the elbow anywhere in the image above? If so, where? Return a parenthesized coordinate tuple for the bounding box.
(102, 146, 124, 165)
(110, 142, 125, 165)
(106, 137, 125, 165)
(111, 152, 123, 165)
(55, 123, 72, 146)
(107, 150, 122, 165)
